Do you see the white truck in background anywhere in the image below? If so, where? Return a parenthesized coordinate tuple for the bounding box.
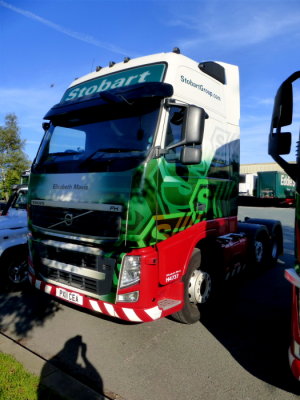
(239, 173, 257, 196)
(0, 184, 28, 287)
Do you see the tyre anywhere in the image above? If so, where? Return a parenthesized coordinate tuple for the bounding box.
(268, 225, 282, 266)
(172, 248, 216, 324)
(238, 223, 269, 270)
(7, 257, 28, 285)
(243, 218, 283, 267)
(2, 249, 28, 289)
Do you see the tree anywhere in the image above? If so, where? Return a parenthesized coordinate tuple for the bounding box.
(0, 114, 31, 200)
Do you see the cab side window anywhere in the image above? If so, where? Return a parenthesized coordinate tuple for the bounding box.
(13, 191, 28, 210)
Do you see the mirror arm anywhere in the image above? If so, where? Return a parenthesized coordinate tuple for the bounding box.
(151, 146, 169, 159)
(165, 140, 186, 151)
(273, 154, 297, 182)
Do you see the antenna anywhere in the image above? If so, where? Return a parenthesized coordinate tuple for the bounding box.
(91, 58, 95, 72)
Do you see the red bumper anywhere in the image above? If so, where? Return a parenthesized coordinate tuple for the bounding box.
(289, 347, 300, 381)
(29, 272, 181, 323)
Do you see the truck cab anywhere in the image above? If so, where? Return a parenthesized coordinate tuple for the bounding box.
(27, 49, 282, 323)
(269, 71, 300, 380)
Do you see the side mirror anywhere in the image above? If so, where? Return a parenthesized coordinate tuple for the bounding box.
(268, 131, 291, 156)
(164, 105, 208, 165)
(42, 122, 50, 131)
(182, 106, 207, 146)
(166, 105, 208, 151)
(180, 146, 202, 165)
(269, 81, 293, 158)
(271, 82, 293, 129)
(268, 71, 300, 182)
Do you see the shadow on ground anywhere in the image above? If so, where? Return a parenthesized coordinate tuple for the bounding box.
(201, 225, 300, 395)
(38, 335, 104, 399)
(0, 283, 61, 338)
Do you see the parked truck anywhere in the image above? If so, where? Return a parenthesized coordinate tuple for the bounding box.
(268, 71, 300, 380)
(239, 173, 257, 196)
(257, 170, 295, 201)
(27, 49, 283, 323)
(239, 170, 295, 206)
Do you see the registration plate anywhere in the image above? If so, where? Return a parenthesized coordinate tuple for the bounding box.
(56, 287, 83, 305)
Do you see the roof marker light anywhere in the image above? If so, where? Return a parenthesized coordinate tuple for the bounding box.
(124, 57, 131, 63)
(109, 61, 116, 67)
(173, 47, 180, 54)
(96, 66, 102, 72)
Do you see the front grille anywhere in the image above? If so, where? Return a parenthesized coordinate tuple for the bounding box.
(31, 205, 121, 238)
(41, 245, 97, 270)
(42, 266, 98, 294)
(33, 240, 115, 297)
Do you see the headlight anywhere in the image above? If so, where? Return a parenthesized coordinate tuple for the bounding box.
(119, 256, 141, 288)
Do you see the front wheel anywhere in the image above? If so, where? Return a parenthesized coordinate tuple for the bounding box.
(7, 257, 28, 285)
(172, 248, 216, 324)
(3, 250, 29, 289)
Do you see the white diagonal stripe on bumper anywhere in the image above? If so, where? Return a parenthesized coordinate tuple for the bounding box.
(122, 308, 142, 322)
(89, 300, 102, 313)
(145, 306, 162, 320)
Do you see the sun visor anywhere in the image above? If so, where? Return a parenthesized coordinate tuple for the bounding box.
(44, 82, 173, 121)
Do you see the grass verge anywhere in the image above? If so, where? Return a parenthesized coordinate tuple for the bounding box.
(0, 351, 66, 400)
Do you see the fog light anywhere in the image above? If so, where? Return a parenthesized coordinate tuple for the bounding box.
(119, 256, 141, 288)
(117, 291, 139, 303)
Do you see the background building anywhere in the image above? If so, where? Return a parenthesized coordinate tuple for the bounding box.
(240, 162, 294, 174)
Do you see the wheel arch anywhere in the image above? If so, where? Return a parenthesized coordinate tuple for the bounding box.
(156, 218, 235, 285)
(181, 234, 218, 278)
(1, 244, 28, 263)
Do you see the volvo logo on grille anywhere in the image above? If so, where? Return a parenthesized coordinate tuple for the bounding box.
(64, 213, 74, 226)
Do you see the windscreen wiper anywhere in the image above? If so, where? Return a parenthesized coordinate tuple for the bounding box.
(49, 150, 82, 156)
(80, 147, 144, 166)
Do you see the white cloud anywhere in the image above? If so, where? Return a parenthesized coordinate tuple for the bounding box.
(169, 3, 300, 51)
(0, 0, 136, 56)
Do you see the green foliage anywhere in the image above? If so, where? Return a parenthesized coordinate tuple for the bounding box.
(0, 114, 31, 199)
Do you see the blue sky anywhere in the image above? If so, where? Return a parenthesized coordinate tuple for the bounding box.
(0, 0, 299, 164)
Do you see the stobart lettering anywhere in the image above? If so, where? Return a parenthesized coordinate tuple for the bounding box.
(180, 75, 221, 101)
(61, 63, 166, 103)
(65, 71, 151, 101)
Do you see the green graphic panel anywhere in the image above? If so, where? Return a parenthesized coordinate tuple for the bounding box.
(124, 152, 239, 249)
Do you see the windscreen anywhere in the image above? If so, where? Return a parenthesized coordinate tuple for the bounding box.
(33, 100, 160, 174)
